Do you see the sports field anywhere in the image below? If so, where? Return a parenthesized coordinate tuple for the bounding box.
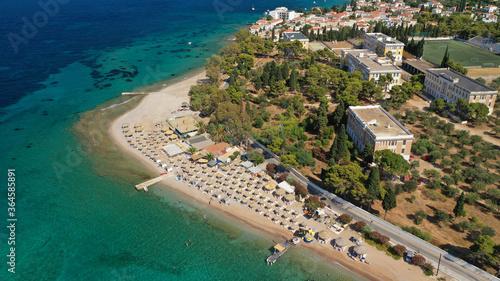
(309, 41, 327, 51)
(422, 40, 500, 67)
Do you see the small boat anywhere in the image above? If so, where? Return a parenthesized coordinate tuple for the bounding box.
(292, 237, 301, 245)
(252, 4, 255, 11)
(188, 42, 192, 45)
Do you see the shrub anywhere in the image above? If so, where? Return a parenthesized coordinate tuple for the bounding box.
(457, 220, 473, 232)
(402, 226, 432, 241)
(360, 224, 373, 234)
(277, 173, 289, 183)
(392, 244, 407, 256)
(379, 234, 390, 244)
(423, 262, 435, 276)
(482, 226, 496, 237)
(370, 231, 381, 241)
(353, 221, 367, 232)
(253, 116, 264, 128)
(412, 254, 426, 266)
(266, 163, 278, 174)
(464, 192, 480, 205)
(434, 210, 450, 224)
(286, 175, 296, 184)
(402, 180, 418, 193)
(338, 214, 353, 224)
(414, 210, 428, 225)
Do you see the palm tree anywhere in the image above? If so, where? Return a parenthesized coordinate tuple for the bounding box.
(205, 152, 215, 161)
(195, 121, 206, 133)
(189, 147, 197, 154)
(213, 124, 225, 142)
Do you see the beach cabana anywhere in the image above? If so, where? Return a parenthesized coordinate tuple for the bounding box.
(353, 245, 367, 258)
(240, 161, 254, 169)
(317, 230, 332, 244)
(207, 160, 217, 167)
(248, 166, 262, 175)
(162, 144, 185, 157)
(334, 237, 348, 252)
(277, 181, 295, 194)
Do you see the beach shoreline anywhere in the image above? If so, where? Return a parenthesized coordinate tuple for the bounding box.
(105, 71, 432, 281)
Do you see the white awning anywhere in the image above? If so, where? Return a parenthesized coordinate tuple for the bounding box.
(248, 166, 261, 174)
(162, 144, 184, 157)
(278, 181, 295, 194)
(241, 161, 254, 169)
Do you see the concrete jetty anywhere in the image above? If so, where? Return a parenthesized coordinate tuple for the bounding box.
(266, 241, 292, 265)
(135, 174, 171, 191)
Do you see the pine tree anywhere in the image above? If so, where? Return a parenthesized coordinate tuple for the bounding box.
(453, 192, 467, 217)
(365, 166, 381, 210)
(361, 143, 374, 164)
(440, 46, 450, 68)
(382, 188, 397, 220)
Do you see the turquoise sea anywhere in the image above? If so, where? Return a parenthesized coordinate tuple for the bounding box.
(0, 0, 361, 280)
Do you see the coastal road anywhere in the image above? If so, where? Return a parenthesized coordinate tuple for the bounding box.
(250, 138, 499, 281)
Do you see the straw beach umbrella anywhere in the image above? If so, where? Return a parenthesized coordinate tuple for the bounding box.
(318, 230, 331, 241)
(335, 237, 348, 248)
(264, 183, 276, 191)
(274, 189, 286, 197)
(353, 245, 367, 256)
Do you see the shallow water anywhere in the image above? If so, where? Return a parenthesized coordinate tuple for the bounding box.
(0, 0, 360, 280)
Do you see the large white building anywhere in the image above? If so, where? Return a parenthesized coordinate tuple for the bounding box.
(282, 32, 309, 49)
(364, 33, 405, 62)
(341, 49, 402, 89)
(347, 105, 414, 156)
(424, 68, 498, 114)
(268, 7, 299, 21)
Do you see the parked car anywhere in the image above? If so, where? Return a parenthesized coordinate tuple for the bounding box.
(417, 178, 423, 185)
(406, 250, 414, 263)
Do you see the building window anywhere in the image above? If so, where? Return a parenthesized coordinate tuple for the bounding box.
(401, 148, 405, 154)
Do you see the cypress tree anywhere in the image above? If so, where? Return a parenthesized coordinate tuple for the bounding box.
(331, 101, 346, 129)
(453, 192, 467, 217)
(440, 46, 450, 68)
(254, 75, 262, 91)
(366, 166, 381, 210)
(416, 38, 425, 58)
(330, 124, 349, 163)
(289, 69, 299, 91)
(361, 143, 374, 164)
(382, 188, 397, 220)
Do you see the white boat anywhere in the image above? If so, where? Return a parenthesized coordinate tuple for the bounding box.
(252, 5, 255, 11)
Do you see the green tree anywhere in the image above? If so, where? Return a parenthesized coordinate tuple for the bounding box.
(365, 166, 381, 210)
(331, 101, 346, 129)
(361, 143, 374, 165)
(453, 192, 467, 217)
(414, 210, 428, 225)
(375, 149, 411, 175)
(289, 69, 299, 91)
(434, 210, 450, 225)
(330, 125, 350, 163)
(205, 54, 223, 86)
(440, 46, 450, 68)
(324, 162, 366, 200)
(382, 188, 397, 220)
(236, 53, 254, 69)
(469, 235, 496, 264)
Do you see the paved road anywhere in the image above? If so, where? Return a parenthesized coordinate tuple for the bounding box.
(250, 138, 499, 281)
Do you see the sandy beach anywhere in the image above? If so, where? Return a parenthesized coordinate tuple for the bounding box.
(108, 71, 440, 281)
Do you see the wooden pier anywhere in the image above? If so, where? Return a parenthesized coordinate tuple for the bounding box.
(135, 174, 171, 191)
(266, 241, 292, 265)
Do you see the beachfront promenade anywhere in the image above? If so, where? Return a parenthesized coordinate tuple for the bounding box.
(250, 137, 499, 281)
